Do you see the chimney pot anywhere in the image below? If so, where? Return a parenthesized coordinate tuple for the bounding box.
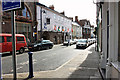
(49, 5, 54, 10)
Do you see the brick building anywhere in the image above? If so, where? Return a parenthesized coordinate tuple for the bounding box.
(2, 2, 37, 42)
(75, 16, 91, 39)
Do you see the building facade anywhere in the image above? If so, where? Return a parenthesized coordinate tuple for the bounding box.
(96, 1, 120, 79)
(36, 3, 72, 44)
(72, 21, 82, 39)
(75, 16, 92, 39)
(90, 25, 95, 38)
(80, 20, 91, 39)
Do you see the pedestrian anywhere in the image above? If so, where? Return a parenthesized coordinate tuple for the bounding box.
(68, 39, 70, 46)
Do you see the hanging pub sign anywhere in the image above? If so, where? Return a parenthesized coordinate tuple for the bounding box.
(2, 0, 24, 12)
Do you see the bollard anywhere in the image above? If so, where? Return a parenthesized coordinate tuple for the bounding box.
(28, 52, 34, 78)
(0, 53, 2, 80)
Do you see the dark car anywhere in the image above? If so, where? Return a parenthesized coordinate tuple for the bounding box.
(28, 40, 54, 51)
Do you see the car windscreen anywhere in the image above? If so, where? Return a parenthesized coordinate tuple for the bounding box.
(42, 40, 50, 43)
(78, 40, 87, 43)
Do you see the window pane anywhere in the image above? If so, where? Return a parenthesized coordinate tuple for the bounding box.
(7, 37, 12, 42)
(17, 37, 24, 41)
(46, 18, 50, 24)
(22, 7, 27, 17)
(27, 11, 30, 19)
(0, 36, 4, 43)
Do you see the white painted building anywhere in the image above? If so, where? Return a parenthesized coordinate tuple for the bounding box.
(91, 26, 95, 38)
(36, 3, 72, 44)
(96, 1, 120, 79)
(72, 21, 82, 39)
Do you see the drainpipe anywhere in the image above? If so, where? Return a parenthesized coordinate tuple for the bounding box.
(96, 6, 99, 52)
(96, 2, 103, 52)
(40, 7, 43, 40)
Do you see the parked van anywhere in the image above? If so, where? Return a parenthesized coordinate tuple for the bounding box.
(0, 33, 27, 54)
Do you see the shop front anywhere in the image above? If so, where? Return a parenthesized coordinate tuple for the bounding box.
(16, 22, 32, 42)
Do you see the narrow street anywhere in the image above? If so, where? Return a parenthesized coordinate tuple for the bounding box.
(3, 43, 102, 79)
(2, 44, 87, 74)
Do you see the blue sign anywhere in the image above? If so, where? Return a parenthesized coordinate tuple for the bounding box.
(2, 0, 21, 11)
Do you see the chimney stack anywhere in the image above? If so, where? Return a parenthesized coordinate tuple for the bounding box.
(60, 11, 65, 15)
(49, 5, 54, 10)
(68, 17, 73, 21)
(75, 16, 78, 22)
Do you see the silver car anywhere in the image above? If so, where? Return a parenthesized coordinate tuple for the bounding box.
(76, 39, 88, 49)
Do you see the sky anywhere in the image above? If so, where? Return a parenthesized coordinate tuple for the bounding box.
(39, 0, 96, 26)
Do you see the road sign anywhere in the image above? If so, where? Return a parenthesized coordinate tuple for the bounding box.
(2, 0, 21, 11)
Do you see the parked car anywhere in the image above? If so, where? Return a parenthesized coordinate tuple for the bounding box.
(72, 39, 78, 44)
(88, 38, 92, 46)
(76, 39, 88, 49)
(63, 39, 74, 46)
(0, 33, 27, 54)
(74, 39, 79, 43)
(88, 38, 96, 45)
(92, 38, 96, 43)
(28, 40, 54, 51)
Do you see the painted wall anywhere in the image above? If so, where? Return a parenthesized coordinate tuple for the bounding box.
(72, 22, 82, 39)
(37, 5, 72, 33)
(98, 2, 119, 79)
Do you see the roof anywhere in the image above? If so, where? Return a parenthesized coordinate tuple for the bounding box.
(72, 22, 80, 26)
(79, 19, 91, 28)
(36, 2, 72, 20)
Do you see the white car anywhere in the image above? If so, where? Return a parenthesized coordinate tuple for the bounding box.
(76, 39, 88, 49)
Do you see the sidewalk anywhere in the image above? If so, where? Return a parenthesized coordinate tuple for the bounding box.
(3, 44, 102, 80)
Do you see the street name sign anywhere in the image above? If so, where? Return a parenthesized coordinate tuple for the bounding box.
(2, 0, 21, 11)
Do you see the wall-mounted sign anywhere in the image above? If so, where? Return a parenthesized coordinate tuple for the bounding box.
(2, 0, 24, 11)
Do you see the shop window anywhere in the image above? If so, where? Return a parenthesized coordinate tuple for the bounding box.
(16, 23, 31, 42)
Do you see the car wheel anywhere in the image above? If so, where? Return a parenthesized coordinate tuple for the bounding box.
(38, 46, 41, 51)
(76, 46, 78, 49)
(49, 46, 53, 49)
(19, 48, 24, 54)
